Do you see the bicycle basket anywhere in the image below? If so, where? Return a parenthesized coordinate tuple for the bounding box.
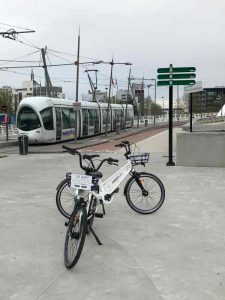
(131, 153, 150, 166)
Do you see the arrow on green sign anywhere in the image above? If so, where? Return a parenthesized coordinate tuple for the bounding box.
(157, 80, 196, 86)
(157, 73, 196, 80)
(157, 67, 196, 73)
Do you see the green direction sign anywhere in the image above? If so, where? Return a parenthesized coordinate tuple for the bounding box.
(157, 73, 196, 80)
(157, 67, 196, 73)
(157, 80, 196, 86)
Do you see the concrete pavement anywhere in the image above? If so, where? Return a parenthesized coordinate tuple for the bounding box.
(0, 130, 225, 300)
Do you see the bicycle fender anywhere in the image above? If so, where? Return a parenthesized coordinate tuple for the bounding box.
(124, 177, 133, 195)
(56, 178, 69, 190)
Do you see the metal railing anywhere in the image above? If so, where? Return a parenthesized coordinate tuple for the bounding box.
(0, 124, 18, 141)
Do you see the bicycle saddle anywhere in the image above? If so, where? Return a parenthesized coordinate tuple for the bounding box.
(88, 171, 103, 179)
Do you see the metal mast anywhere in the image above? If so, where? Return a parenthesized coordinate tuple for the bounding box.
(41, 47, 55, 98)
(74, 28, 80, 142)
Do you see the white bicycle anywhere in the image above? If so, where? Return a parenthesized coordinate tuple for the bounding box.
(56, 140, 165, 268)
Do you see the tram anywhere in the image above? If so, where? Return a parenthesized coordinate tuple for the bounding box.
(16, 97, 134, 144)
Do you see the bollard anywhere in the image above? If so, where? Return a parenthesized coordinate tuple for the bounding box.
(145, 119, 148, 127)
(18, 135, 28, 155)
(116, 124, 120, 135)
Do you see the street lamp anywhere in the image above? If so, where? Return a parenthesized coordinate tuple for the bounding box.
(147, 84, 152, 118)
(124, 68, 132, 131)
(149, 78, 157, 125)
(162, 96, 164, 110)
(74, 57, 103, 141)
(221, 86, 224, 117)
(75, 60, 103, 103)
(103, 59, 132, 136)
(74, 60, 103, 66)
(105, 87, 108, 102)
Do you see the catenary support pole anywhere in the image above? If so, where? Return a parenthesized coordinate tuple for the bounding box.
(124, 68, 131, 131)
(74, 28, 80, 142)
(105, 59, 114, 136)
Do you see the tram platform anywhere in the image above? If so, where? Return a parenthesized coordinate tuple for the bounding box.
(0, 120, 184, 154)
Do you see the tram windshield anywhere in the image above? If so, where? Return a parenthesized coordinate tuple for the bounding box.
(17, 106, 41, 131)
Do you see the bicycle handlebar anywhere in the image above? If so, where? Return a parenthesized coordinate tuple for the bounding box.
(62, 145, 85, 171)
(115, 140, 131, 158)
(62, 146, 119, 172)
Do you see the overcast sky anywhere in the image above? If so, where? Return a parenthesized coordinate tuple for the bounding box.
(1, 0, 225, 106)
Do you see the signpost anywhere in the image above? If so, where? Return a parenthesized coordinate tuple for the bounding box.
(157, 64, 196, 166)
(158, 74, 196, 80)
(157, 80, 196, 86)
(73, 102, 81, 110)
(157, 67, 196, 73)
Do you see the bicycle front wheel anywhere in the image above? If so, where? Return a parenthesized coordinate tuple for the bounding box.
(86, 196, 97, 234)
(126, 172, 165, 214)
(64, 205, 87, 269)
(56, 178, 76, 219)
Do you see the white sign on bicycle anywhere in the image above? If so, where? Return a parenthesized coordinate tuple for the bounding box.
(71, 174, 92, 190)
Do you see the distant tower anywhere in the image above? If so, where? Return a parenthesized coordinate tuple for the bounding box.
(31, 68, 34, 81)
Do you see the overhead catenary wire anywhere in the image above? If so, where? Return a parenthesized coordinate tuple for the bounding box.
(46, 51, 74, 63)
(0, 22, 33, 31)
(18, 35, 40, 50)
(0, 62, 76, 69)
(0, 59, 41, 63)
(0, 49, 40, 67)
(47, 48, 104, 62)
(9, 38, 40, 50)
(0, 30, 137, 94)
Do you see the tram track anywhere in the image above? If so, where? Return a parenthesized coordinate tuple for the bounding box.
(0, 121, 186, 155)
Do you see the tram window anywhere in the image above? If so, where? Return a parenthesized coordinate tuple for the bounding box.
(82, 108, 88, 136)
(40, 107, 53, 130)
(69, 108, 75, 127)
(113, 109, 122, 125)
(113, 108, 123, 128)
(62, 108, 71, 129)
(94, 109, 99, 133)
(88, 109, 99, 133)
(102, 109, 109, 124)
(126, 110, 131, 121)
(17, 106, 41, 131)
(88, 109, 95, 126)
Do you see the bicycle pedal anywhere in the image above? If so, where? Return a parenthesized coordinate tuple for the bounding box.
(95, 212, 104, 218)
(64, 221, 69, 227)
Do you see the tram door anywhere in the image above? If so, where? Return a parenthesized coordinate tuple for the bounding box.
(55, 107, 62, 140)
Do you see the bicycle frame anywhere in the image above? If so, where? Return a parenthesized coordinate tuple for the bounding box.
(91, 159, 133, 203)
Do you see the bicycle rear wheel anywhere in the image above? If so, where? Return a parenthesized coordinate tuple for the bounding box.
(125, 172, 165, 214)
(64, 205, 87, 269)
(56, 178, 76, 219)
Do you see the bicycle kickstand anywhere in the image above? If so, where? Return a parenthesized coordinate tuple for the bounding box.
(89, 227, 103, 245)
(100, 200, 106, 215)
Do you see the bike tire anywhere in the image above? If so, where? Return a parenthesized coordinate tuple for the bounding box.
(64, 204, 87, 269)
(126, 172, 165, 214)
(56, 178, 75, 219)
